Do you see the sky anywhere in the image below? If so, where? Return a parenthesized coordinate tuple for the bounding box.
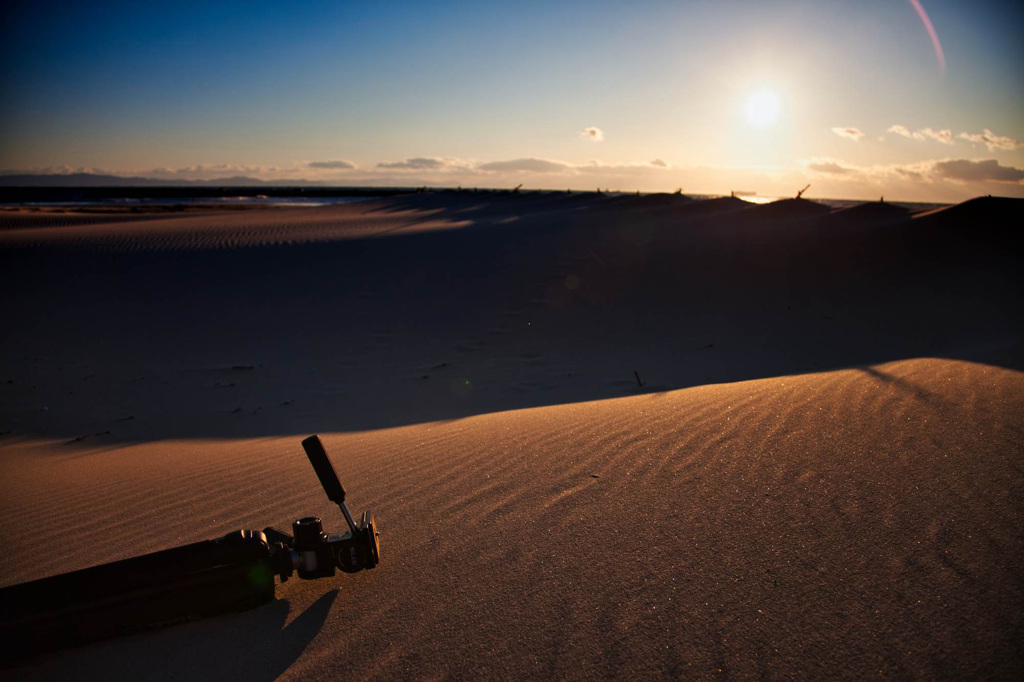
(1, 0, 1022, 201)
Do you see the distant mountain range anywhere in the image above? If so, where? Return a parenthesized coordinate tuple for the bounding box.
(0, 173, 321, 187)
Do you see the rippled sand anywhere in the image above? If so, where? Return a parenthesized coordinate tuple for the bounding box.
(1, 193, 1021, 678)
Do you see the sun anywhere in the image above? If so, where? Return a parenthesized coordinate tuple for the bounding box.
(745, 89, 780, 127)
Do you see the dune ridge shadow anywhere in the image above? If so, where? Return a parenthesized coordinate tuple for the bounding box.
(0, 195, 1020, 442)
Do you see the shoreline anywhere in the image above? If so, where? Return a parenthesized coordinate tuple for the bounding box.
(0, 184, 954, 213)
(0, 191, 951, 216)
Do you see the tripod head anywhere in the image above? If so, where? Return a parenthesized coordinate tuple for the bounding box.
(266, 435, 381, 580)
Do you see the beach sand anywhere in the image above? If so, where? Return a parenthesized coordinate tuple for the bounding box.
(1, 193, 1021, 678)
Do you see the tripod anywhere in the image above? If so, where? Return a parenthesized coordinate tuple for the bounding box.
(0, 435, 380, 663)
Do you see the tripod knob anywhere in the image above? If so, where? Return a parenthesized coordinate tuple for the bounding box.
(292, 517, 324, 550)
(291, 517, 335, 579)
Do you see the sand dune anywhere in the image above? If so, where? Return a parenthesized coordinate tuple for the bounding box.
(0, 200, 474, 251)
(0, 194, 1021, 678)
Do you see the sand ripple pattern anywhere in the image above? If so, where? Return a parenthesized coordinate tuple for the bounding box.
(1, 357, 1021, 679)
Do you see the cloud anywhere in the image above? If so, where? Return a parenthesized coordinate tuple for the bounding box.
(801, 157, 859, 176)
(887, 125, 955, 144)
(831, 127, 865, 142)
(958, 129, 1020, 152)
(932, 159, 1024, 183)
(478, 158, 572, 173)
(473, 158, 671, 175)
(308, 160, 356, 170)
(144, 164, 285, 180)
(9, 164, 119, 176)
(376, 157, 472, 171)
(815, 156, 1023, 185)
(377, 157, 446, 170)
(919, 128, 954, 145)
(894, 167, 924, 180)
(807, 160, 855, 174)
(364, 156, 671, 177)
(574, 160, 672, 175)
(580, 127, 604, 142)
(890, 124, 1023, 151)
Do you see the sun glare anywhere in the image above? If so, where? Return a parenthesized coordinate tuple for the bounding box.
(745, 90, 780, 127)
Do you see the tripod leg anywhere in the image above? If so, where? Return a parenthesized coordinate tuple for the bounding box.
(0, 530, 278, 662)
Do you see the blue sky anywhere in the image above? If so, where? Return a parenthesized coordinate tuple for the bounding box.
(1, 0, 1021, 200)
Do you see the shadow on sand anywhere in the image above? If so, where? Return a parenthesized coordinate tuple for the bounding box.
(7, 589, 338, 680)
(0, 195, 1020, 442)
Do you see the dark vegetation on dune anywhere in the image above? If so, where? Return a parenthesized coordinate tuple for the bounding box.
(0, 194, 1021, 441)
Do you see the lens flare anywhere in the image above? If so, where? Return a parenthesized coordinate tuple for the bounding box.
(908, 0, 946, 74)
